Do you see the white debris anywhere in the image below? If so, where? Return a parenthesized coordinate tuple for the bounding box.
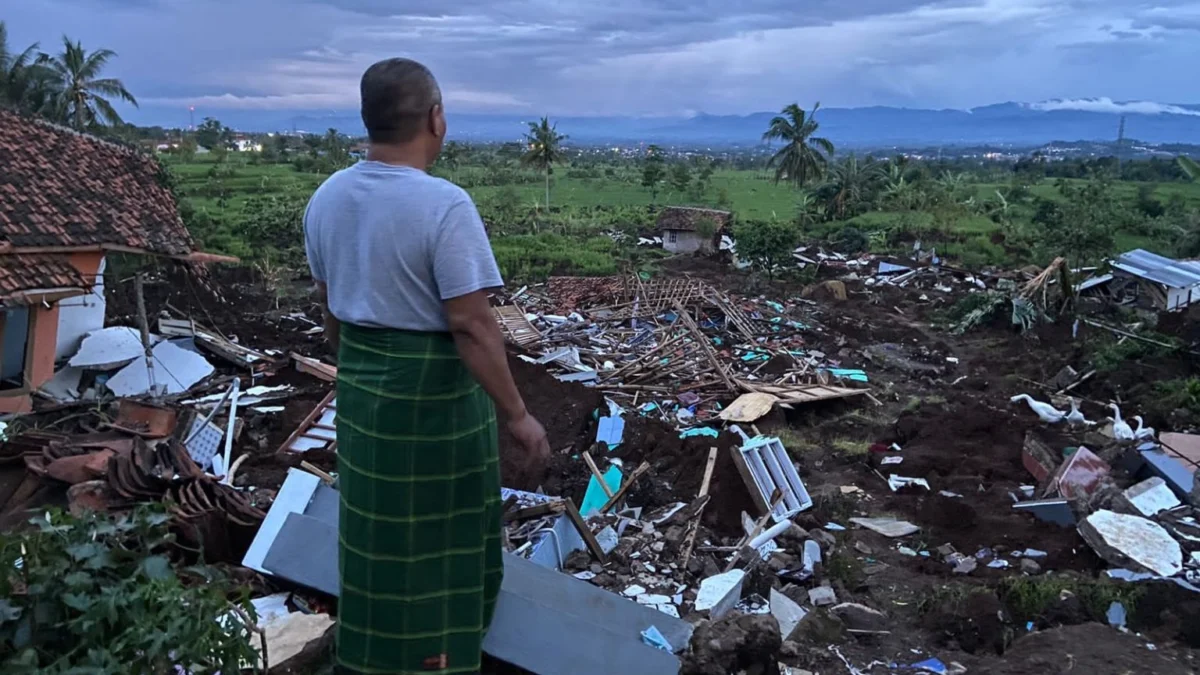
(622, 585, 646, 597)
(1079, 510, 1183, 577)
(695, 570, 745, 620)
(850, 517, 921, 538)
(1124, 478, 1181, 517)
(106, 340, 215, 396)
(69, 326, 157, 370)
(770, 588, 808, 640)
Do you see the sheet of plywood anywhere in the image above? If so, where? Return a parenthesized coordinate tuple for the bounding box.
(718, 392, 779, 422)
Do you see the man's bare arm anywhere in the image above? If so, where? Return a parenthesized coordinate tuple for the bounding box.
(315, 281, 341, 355)
(443, 290, 525, 418)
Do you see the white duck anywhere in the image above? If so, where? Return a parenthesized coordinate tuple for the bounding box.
(1133, 416, 1157, 441)
(1065, 399, 1095, 427)
(1011, 394, 1067, 424)
(1108, 403, 1135, 441)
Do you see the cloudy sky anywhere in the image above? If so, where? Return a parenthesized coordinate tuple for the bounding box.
(8, 0, 1200, 123)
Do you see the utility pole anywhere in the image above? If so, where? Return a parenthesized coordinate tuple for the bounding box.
(1116, 115, 1127, 172)
(134, 272, 157, 398)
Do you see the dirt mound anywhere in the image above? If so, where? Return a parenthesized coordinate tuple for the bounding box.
(503, 355, 756, 535)
(976, 623, 1194, 675)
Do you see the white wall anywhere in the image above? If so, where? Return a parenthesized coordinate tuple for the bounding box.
(55, 256, 106, 361)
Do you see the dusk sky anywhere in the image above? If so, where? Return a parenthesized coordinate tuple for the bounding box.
(8, 0, 1200, 123)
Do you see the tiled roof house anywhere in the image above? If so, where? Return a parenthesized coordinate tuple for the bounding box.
(0, 109, 228, 411)
(656, 206, 732, 254)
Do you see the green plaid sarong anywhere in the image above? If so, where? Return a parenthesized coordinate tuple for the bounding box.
(336, 324, 503, 674)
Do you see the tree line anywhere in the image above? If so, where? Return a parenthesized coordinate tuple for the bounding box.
(0, 21, 137, 131)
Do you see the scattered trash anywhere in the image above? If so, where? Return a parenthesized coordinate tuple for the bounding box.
(850, 517, 920, 538)
(640, 625, 673, 652)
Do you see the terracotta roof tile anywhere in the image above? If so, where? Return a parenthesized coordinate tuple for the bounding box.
(0, 254, 91, 302)
(0, 109, 193, 256)
(656, 206, 732, 232)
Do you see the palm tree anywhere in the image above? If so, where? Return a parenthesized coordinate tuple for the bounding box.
(521, 117, 567, 209)
(815, 155, 886, 220)
(44, 36, 137, 130)
(762, 103, 835, 188)
(0, 21, 54, 114)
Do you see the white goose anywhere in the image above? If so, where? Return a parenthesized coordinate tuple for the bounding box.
(1133, 416, 1157, 441)
(1108, 403, 1135, 441)
(1065, 399, 1095, 427)
(1011, 394, 1067, 424)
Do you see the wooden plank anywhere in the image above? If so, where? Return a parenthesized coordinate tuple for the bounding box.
(673, 301, 736, 394)
(582, 451, 615, 498)
(563, 499, 608, 562)
(679, 447, 719, 568)
(599, 461, 652, 514)
(503, 500, 567, 524)
(276, 390, 337, 455)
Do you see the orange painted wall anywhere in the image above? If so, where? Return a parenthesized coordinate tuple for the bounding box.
(0, 250, 100, 413)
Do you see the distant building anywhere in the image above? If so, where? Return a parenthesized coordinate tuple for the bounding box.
(0, 109, 234, 412)
(1107, 248, 1200, 311)
(656, 206, 732, 254)
(232, 138, 262, 153)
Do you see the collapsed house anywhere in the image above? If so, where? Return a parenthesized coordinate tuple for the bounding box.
(1106, 248, 1200, 311)
(0, 109, 232, 412)
(657, 206, 732, 254)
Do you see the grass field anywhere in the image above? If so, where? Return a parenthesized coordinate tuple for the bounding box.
(164, 154, 1196, 278)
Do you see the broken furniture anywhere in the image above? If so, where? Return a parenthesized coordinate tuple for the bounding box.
(731, 434, 812, 522)
(276, 391, 337, 454)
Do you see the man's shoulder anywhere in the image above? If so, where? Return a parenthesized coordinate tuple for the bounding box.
(417, 173, 474, 205)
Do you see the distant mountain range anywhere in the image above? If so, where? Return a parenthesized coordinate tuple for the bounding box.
(133, 100, 1200, 148)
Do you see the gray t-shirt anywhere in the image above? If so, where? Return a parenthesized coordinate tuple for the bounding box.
(303, 161, 503, 332)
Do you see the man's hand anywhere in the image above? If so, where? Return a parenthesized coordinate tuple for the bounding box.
(507, 410, 550, 484)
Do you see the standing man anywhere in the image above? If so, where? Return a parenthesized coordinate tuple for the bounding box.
(304, 58, 550, 674)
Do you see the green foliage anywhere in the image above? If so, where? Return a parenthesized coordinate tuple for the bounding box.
(195, 117, 230, 151)
(642, 145, 666, 203)
(950, 292, 1008, 334)
(1154, 377, 1200, 414)
(999, 575, 1143, 624)
(762, 102, 835, 188)
(0, 507, 258, 673)
(832, 225, 868, 254)
(491, 233, 618, 281)
(1090, 332, 1178, 372)
(733, 219, 800, 279)
(669, 162, 691, 194)
(1029, 180, 1126, 266)
(522, 117, 568, 208)
(237, 192, 309, 261)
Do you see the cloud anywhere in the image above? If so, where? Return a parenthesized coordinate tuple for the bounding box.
(6, 0, 1200, 121)
(1029, 97, 1200, 116)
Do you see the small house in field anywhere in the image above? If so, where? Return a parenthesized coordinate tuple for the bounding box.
(0, 109, 233, 412)
(656, 207, 732, 254)
(1107, 248, 1200, 312)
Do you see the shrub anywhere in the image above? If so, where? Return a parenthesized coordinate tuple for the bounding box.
(0, 508, 259, 673)
(491, 233, 618, 281)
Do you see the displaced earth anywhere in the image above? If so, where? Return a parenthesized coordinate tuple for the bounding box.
(4, 252, 1200, 674)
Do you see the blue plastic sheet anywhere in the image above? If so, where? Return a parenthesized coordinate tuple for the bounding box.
(581, 466, 623, 516)
(640, 625, 674, 653)
(595, 416, 626, 448)
(679, 427, 719, 439)
(826, 368, 868, 383)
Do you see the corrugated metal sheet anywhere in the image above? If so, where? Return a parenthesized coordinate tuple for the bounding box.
(1111, 249, 1200, 289)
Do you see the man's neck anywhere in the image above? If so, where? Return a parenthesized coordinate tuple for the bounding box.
(366, 143, 427, 170)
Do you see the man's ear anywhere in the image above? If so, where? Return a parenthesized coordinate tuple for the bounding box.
(430, 103, 446, 139)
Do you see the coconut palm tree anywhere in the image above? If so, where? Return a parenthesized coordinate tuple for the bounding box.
(44, 36, 137, 130)
(0, 21, 55, 114)
(762, 102, 835, 188)
(815, 155, 886, 220)
(521, 117, 567, 209)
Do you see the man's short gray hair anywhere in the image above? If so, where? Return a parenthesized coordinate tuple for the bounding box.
(360, 58, 443, 144)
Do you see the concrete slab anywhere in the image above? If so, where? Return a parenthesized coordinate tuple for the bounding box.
(1079, 510, 1182, 577)
(262, 513, 338, 596)
(1124, 477, 1181, 517)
